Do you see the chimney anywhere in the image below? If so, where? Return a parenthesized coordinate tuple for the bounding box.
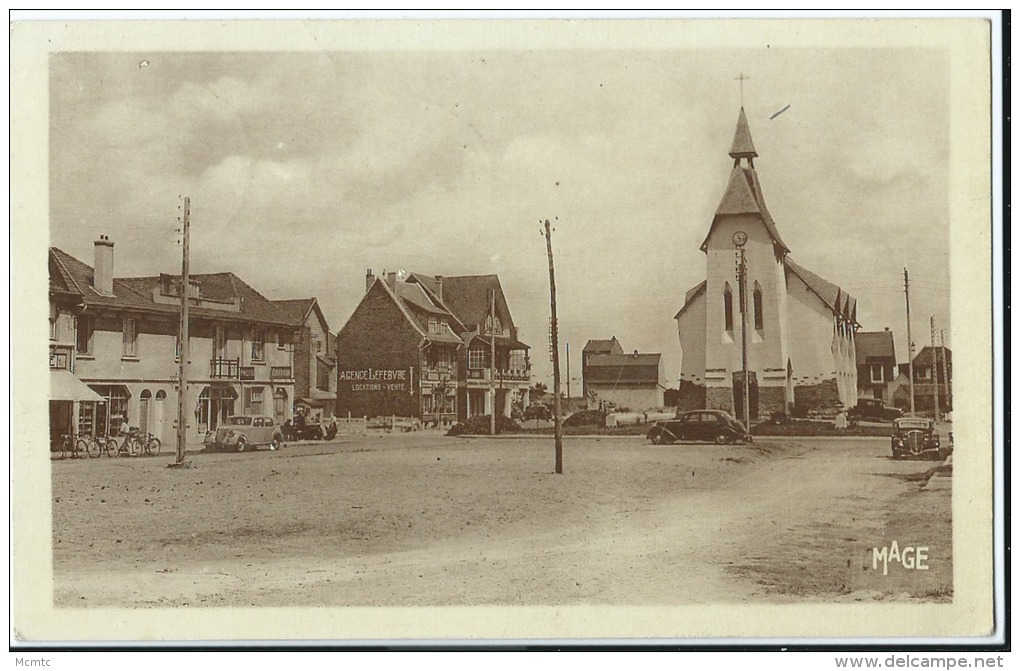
(884, 327, 890, 332)
(93, 235, 115, 295)
(387, 271, 397, 289)
(435, 275, 444, 301)
(365, 268, 375, 293)
(633, 350, 639, 357)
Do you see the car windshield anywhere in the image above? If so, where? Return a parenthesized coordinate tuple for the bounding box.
(895, 418, 930, 430)
(225, 416, 253, 426)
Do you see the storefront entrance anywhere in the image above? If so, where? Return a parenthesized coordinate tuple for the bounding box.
(198, 385, 237, 432)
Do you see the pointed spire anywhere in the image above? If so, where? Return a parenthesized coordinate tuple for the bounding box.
(729, 107, 758, 160)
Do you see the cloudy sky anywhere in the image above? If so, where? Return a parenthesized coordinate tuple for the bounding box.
(49, 45, 950, 385)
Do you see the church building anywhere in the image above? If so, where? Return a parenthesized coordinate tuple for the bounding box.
(674, 108, 859, 421)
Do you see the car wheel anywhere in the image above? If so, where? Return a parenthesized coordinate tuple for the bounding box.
(714, 432, 731, 445)
(235, 438, 247, 453)
(270, 436, 284, 451)
(651, 432, 664, 445)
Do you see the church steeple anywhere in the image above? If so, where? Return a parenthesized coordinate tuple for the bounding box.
(728, 107, 758, 162)
(700, 106, 790, 255)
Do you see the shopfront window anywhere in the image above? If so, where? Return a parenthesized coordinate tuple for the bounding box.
(247, 387, 264, 415)
(90, 385, 129, 437)
(274, 388, 287, 420)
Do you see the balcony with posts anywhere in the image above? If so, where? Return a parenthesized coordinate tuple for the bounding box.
(466, 367, 531, 384)
(210, 358, 240, 379)
(422, 363, 457, 382)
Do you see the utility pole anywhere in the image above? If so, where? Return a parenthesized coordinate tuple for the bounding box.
(176, 197, 191, 464)
(566, 342, 571, 402)
(904, 268, 915, 414)
(940, 329, 951, 412)
(737, 248, 751, 429)
(543, 219, 563, 475)
(489, 288, 496, 436)
(930, 316, 940, 422)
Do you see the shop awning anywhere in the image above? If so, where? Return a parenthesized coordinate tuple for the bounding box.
(297, 398, 324, 408)
(50, 370, 104, 402)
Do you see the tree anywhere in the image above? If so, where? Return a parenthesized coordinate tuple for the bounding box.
(530, 382, 548, 398)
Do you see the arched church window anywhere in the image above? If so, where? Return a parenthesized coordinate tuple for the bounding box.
(753, 282, 764, 330)
(723, 283, 734, 332)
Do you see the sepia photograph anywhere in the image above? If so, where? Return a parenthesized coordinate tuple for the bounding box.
(11, 15, 999, 645)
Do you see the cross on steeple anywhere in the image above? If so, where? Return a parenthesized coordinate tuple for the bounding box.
(734, 72, 750, 106)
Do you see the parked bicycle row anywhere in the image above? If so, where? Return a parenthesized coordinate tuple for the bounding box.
(50, 431, 162, 460)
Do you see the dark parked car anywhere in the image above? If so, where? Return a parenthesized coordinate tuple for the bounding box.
(891, 417, 947, 460)
(207, 415, 285, 453)
(647, 410, 749, 445)
(848, 398, 903, 423)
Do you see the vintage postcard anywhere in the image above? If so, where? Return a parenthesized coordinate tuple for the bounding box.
(11, 16, 998, 644)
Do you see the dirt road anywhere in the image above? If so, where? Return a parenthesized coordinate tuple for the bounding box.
(50, 432, 950, 607)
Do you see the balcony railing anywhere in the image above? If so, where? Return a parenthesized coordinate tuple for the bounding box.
(467, 368, 531, 382)
(271, 366, 292, 380)
(423, 364, 456, 382)
(210, 358, 239, 379)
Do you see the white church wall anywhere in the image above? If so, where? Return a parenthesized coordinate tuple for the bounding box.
(786, 275, 838, 381)
(704, 214, 788, 387)
(677, 289, 707, 384)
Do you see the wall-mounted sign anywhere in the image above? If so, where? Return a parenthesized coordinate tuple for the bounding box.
(339, 368, 410, 392)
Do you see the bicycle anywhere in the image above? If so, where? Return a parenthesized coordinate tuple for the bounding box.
(82, 434, 119, 458)
(132, 433, 162, 457)
(115, 432, 161, 457)
(52, 433, 88, 460)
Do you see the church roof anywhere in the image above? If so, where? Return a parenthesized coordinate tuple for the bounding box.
(674, 280, 706, 320)
(729, 107, 758, 159)
(786, 259, 858, 324)
(701, 109, 790, 254)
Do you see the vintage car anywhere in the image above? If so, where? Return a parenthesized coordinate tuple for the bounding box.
(647, 410, 749, 445)
(891, 416, 947, 460)
(848, 398, 903, 423)
(207, 415, 285, 453)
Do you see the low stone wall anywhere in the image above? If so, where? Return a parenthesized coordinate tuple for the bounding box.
(674, 380, 707, 412)
(706, 387, 732, 413)
(794, 378, 841, 417)
(758, 386, 787, 419)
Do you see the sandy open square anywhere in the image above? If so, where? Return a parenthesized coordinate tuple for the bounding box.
(49, 432, 951, 608)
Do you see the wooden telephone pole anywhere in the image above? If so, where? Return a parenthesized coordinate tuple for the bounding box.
(565, 342, 571, 402)
(176, 197, 191, 464)
(930, 316, 940, 422)
(543, 219, 563, 475)
(940, 329, 951, 411)
(489, 288, 496, 436)
(904, 268, 915, 414)
(735, 246, 751, 429)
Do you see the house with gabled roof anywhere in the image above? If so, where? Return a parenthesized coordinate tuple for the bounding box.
(855, 329, 898, 402)
(336, 269, 531, 424)
(674, 107, 859, 421)
(581, 338, 666, 411)
(48, 236, 300, 449)
(272, 298, 337, 419)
